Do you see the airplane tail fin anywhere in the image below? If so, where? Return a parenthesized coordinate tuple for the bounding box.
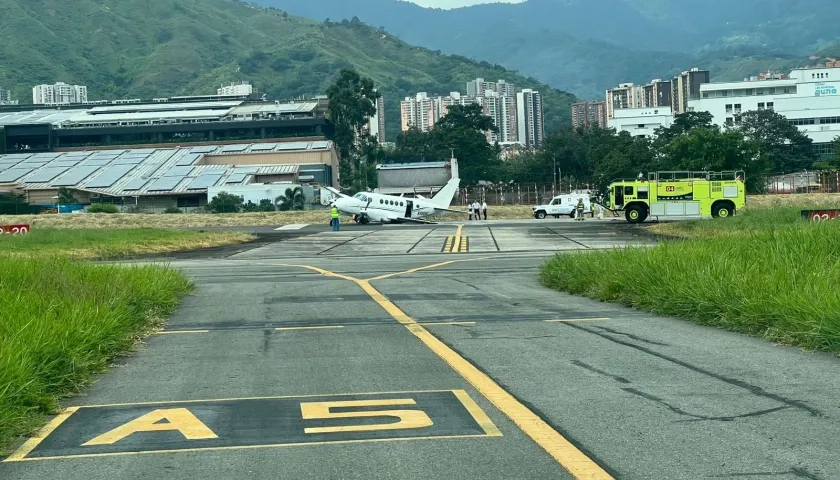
(431, 177, 461, 210)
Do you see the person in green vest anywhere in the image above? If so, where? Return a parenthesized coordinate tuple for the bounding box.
(330, 204, 340, 231)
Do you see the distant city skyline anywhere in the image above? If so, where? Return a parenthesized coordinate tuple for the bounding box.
(408, 0, 525, 9)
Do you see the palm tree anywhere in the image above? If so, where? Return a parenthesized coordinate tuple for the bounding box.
(275, 187, 306, 211)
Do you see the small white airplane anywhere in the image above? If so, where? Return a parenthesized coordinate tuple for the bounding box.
(325, 177, 463, 224)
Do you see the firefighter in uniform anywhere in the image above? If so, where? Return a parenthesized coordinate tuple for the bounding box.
(576, 198, 585, 221)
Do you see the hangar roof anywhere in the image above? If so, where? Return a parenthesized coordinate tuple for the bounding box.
(0, 140, 333, 196)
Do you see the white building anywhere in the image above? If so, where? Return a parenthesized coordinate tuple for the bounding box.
(480, 91, 517, 143)
(688, 66, 840, 156)
(0, 88, 17, 105)
(517, 89, 544, 148)
(609, 107, 673, 138)
(32, 82, 88, 105)
(366, 92, 386, 144)
(399, 92, 479, 133)
(217, 81, 253, 96)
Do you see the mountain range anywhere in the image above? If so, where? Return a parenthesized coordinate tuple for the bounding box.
(257, 0, 840, 99)
(0, 0, 575, 138)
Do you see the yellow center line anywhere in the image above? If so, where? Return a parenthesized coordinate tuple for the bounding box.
(282, 263, 613, 479)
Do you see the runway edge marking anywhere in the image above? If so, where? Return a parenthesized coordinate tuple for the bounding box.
(282, 263, 614, 480)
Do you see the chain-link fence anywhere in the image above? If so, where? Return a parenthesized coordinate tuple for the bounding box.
(456, 183, 595, 206)
(763, 171, 840, 194)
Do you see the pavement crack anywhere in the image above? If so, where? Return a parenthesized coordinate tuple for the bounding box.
(571, 360, 631, 384)
(623, 388, 792, 423)
(676, 406, 792, 422)
(708, 468, 823, 479)
(465, 334, 557, 340)
(590, 325, 670, 346)
(448, 277, 481, 291)
(563, 322, 825, 418)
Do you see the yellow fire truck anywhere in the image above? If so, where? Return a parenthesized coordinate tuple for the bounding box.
(604, 171, 746, 223)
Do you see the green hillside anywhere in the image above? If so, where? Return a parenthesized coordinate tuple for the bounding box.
(0, 0, 576, 136)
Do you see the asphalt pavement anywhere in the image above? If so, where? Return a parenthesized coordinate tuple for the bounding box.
(3, 218, 838, 480)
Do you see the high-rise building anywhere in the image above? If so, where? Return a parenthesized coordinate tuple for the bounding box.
(367, 93, 386, 144)
(0, 88, 17, 105)
(217, 81, 253, 96)
(32, 82, 88, 105)
(466, 78, 515, 98)
(606, 83, 645, 119)
(572, 101, 608, 129)
(400, 92, 479, 133)
(516, 89, 544, 148)
(643, 79, 672, 108)
(671, 68, 710, 114)
(480, 91, 518, 143)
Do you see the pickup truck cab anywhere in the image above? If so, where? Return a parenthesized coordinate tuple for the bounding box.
(532, 195, 592, 219)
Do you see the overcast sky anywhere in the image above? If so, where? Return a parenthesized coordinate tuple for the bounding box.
(408, 0, 525, 8)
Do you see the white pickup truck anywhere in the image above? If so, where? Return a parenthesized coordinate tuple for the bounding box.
(532, 195, 593, 219)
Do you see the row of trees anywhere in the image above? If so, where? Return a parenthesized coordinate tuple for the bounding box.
(326, 68, 840, 195)
(207, 188, 305, 214)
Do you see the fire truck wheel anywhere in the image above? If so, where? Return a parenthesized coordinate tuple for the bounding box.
(625, 205, 646, 223)
(712, 203, 734, 218)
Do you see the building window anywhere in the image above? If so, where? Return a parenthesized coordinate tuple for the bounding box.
(767, 102, 774, 110)
(758, 102, 765, 110)
(746, 89, 754, 96)
(734, 103, 742, 113)
(755, 89, 764, 96)
(725, 104, 733, 113)
(726, 117, 734, 126)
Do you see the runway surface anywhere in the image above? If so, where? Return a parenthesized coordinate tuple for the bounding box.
(3, 219, 837, 480)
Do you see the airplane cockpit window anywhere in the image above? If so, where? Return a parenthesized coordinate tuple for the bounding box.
(353, 193, 365, 200)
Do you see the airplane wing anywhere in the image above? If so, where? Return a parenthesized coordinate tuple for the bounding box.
(394, 217, 437, 224)
(322, 186, 350, 198)
(433, 207, 469, 214)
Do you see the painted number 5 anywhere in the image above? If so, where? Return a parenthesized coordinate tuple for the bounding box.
(300, 398, 434, 434)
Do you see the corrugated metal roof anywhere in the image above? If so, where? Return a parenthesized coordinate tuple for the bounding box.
(0, 110, 80, 126)
(255, 165, 299, 175)
(87, 101, 242, 113)
(64, 109, 235, 125)
(230, 102, 318, 116)
(0, 141, 328, 196)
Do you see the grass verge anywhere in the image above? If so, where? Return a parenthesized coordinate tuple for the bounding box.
(0, 257, 193, 454)
(541, 209, 840, 354)
(0, 228, 255, 259)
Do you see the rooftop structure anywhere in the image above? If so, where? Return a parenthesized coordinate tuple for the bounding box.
(0, 140, 338, 210)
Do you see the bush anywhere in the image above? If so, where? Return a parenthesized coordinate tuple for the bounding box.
(163, 206, 182, 214)
(87, 203, 120, 214)
(540, 210, 840, 354)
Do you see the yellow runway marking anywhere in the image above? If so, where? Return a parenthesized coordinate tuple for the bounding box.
(544, 318, 610, 323)
(280, 262, 614, 479)
(6, 434, 496, 462)
(275, 325, 344, 331)
(369, 257, 490, 281)
(4, 407, 79, 461)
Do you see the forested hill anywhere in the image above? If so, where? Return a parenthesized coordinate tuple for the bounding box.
(0, 0, 576, 135)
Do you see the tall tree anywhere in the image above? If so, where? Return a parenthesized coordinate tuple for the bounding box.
(326, 68, 380, 182)
(734, 109, 815, 173)
(427, 103, 501, 185)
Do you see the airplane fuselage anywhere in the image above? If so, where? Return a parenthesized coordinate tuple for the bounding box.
(334, 192, 440, 223)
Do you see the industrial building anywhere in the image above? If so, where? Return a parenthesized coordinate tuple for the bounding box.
(374, 158, 458, 196)
(0, 97, 331, 154)
(0, 140, 339, 212)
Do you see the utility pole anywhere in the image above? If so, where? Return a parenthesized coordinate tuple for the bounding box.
(553, 155, 557, 195)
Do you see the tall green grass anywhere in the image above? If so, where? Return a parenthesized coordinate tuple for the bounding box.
(0, 257, 192, 453)
(541, 213, 840, 353)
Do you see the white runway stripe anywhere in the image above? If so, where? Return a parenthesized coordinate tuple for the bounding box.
(274, 224, 309, 230)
